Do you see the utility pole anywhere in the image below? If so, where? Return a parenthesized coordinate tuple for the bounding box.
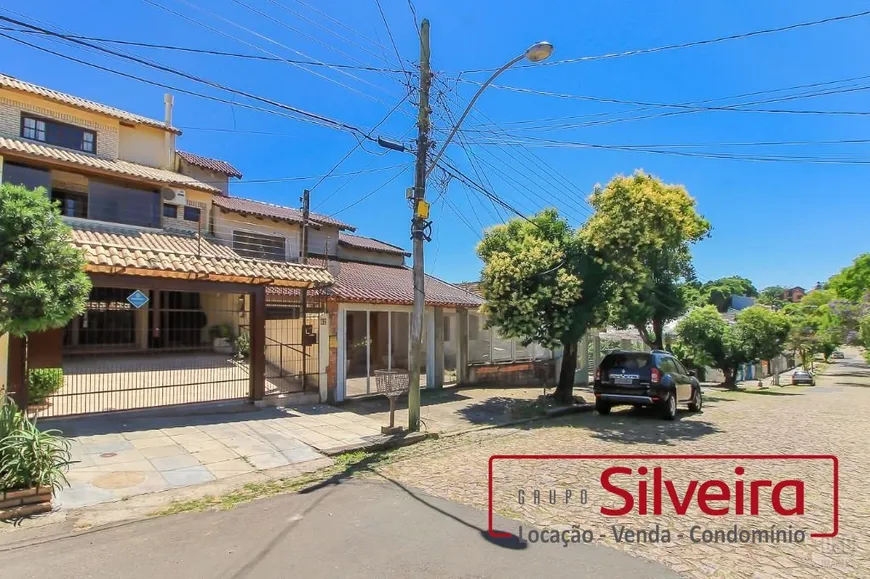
(408, 19, 431, 432)
(300, 189, 310, 386)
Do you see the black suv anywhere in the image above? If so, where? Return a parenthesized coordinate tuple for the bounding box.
(593, 350, 702, 420)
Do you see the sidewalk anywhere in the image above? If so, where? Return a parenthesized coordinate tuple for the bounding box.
(47, 404, 385, 509)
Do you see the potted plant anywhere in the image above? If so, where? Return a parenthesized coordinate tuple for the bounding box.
(208, 324, 235, 354)
(0, 400, 71, 520)
(234, 333, 250, 360)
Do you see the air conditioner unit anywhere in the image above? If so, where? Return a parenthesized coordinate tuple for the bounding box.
(161, 187, 187, 206)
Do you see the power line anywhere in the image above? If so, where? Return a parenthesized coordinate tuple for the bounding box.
(0, 26, 409, 72)
(0, 14, 379, 139)
(374, 0, 409, 78)
(457, 9, 870, 73)
(329, 165, 410, 216)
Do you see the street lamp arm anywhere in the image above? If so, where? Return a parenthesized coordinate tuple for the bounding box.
(425, 53, 526, 178)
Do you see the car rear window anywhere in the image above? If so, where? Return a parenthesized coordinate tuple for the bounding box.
(601, 353, 651, 370)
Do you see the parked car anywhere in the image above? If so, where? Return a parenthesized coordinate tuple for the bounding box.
(832, 351, 845, 359)
(593, 350, 702, 421)
(791, 370, 815, 386)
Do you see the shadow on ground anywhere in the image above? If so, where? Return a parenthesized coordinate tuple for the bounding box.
(340, 388, 473, 417)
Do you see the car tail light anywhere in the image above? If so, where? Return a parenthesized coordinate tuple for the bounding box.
(650, 367, 661, 384)
(594, 367, 600, 381)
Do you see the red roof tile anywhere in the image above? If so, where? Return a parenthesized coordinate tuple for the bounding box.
(177, 150, 242, 178)
(339, 233, 410, 256)
(212, 196, 355, 231)
(269, 260, 484, 307)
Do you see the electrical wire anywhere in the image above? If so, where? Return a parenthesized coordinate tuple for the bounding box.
(329, 165, 411, 216)
(0, 15, 379, 139)
(374, 0, 409, 79)
(0, 26, 408, 72)
(456, 9, 870, 73)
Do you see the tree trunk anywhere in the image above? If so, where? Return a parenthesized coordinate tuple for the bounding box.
(554, 340, 577, 404)
(722, 367, 737, 389)
(651, 318, 664, 350)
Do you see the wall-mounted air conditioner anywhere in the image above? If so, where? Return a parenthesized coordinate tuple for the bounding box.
(161, 187, 187, 206)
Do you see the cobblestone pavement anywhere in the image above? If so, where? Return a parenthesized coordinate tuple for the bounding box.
(375, 351, 870, 578)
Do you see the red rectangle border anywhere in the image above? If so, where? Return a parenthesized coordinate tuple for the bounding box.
(488, 454, 838, 539)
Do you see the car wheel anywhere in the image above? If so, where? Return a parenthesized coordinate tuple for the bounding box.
(595, 399, 612, 415)
(688, 387, 702, 412)
(660, 392, 677, 421)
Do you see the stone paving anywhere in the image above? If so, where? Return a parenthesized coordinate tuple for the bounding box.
(373, 350, 870, 578)
(49, 404, 384, 509)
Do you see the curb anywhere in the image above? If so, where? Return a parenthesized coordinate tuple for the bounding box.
(320, 431, 436, 456)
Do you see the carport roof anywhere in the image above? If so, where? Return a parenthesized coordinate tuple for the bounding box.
(68, 219, 333, 287)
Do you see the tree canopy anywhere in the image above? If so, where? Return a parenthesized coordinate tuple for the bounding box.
(477, 209, 611, 401)
(0, 183, 90, 337)
(675, 306, 748, 387)
(828, 253, 870, 302)
(581, 171, 710, 349)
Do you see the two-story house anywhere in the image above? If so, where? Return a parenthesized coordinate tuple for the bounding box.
(1, 73, 554, 419)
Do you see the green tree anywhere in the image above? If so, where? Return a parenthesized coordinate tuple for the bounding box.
(477, 209, 611, 402)
(758, 285, 788, 309)
(828, 254, 870, 302)
(734, 306, 791, 364)
(676, 306, 748, 387)
(698, 276, 759, 311)
(0, 182, 90, 337)
(581, 171, 711, 349)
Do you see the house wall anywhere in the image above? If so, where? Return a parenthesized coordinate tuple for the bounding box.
(338, 245, 405, 266)
(177, 160, 229, 196)
(0, 89, 120, 158)
(163, 188, 213, 235)
(0, 333, 8, 399)
(199, 292, 244, 345)
(212, 209, 301, 261)
(118, 124, 167, 169)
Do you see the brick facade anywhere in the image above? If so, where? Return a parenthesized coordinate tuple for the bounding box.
(0, 96, 119, 158)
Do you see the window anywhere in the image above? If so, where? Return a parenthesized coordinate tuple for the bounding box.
(163, 204, 178, 219)
(1, 162, 51, 192)
(658, 357, 677, 374)
(183, 206, 201, 222)
(21, 114, 97, 153)
(51, 190, 88, 218)
(88, 180, 160, 228)
(233, 230, 286, 261)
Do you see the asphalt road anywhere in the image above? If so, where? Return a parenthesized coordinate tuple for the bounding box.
(0, 478, 677, 578)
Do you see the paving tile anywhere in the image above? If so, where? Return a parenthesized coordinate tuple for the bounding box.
(150, 453, 201, 472)
(79, 440, 135, 455)
(245, 452, 290, 470)
(280, 446, 323, 464)
(205, 458, 256, 480)
(121, 429, 167, 441)
(139, 444, 187, 459)
(169, 433, 216, 446)
(161, 465, 216, 487)
(174, 439, 226, 453)
(54, 482, 116, 509)
(258, 433, 307, 451)
(98, 460, 156, 473)
(89, 448, 147, 465)
(160, 426, 203, 436)
(76, 433, 126, 444)
(130, 435, 175, 449)
(192, 447, 240, 465)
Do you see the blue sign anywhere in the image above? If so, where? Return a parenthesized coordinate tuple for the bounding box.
(126, 290, 149, 309)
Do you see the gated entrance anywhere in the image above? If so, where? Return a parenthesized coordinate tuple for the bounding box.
(8, 275, 270, 419)
(261, 288, 323, 398)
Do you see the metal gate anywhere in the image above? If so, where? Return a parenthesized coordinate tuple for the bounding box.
(39, 287, 251, 418)
(260, 288, 322, 397)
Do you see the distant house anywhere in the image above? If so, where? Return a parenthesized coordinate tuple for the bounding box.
(783, 287, 806, 303)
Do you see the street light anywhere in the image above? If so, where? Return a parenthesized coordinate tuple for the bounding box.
(425, 41, 555, 177)
(407, 35, 554, 433)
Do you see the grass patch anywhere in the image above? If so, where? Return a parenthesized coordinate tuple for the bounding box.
(153, 449, 395, 517)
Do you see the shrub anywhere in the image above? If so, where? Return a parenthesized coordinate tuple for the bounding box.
(0, 400, 71, 493)
(208, 324, 234, 341)
(28, 368, 64, 406)
(235, 333, 250, 359)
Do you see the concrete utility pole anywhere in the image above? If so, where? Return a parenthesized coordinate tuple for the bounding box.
(408, 19, 431, 432)
(301, 189, 310, 385)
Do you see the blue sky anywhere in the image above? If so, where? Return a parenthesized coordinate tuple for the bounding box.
(2, 0, 868, 289)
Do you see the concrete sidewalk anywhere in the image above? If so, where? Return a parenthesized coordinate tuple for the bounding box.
(47, 404, 385, 509)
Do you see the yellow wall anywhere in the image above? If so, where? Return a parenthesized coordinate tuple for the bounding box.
(118, 124, 168, 169)
(212, 209, 302, 261)
(199, 293, 245, 344)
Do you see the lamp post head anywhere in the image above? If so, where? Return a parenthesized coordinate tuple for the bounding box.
(524, 41, 554, 63)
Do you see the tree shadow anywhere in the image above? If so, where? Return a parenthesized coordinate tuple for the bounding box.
(338, 387, 473, 418)
(738, 390, 802, 396)
(455, 395, 576, 426)
(525, 406, 721, 446)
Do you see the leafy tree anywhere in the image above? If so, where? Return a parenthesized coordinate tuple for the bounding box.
(698, 276, 759, 311)
(0, 183, 90, 337)
(734, 306, 791, 364)
(758, 285, 788, 309)
(581, 171, 711, 349)
(477, 209, 611, 402)
(828, 254, 870, 302)
(676, 306, 748, 387)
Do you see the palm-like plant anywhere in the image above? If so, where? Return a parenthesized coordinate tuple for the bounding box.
(0, 400, 72, 493)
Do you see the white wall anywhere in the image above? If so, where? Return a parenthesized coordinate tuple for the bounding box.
(118, 125, 166, 168)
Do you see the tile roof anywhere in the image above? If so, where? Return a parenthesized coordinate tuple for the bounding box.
(0, 136, 221, 193)
(269, 259, 484, 307)
(455, 281, 482, 296)
(0, 73, 179, 134)
(68, 219, 332, 287)
(212, 195, 355, 231)
(338, 233, 409, 256)
(176, 150, 243, 178)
